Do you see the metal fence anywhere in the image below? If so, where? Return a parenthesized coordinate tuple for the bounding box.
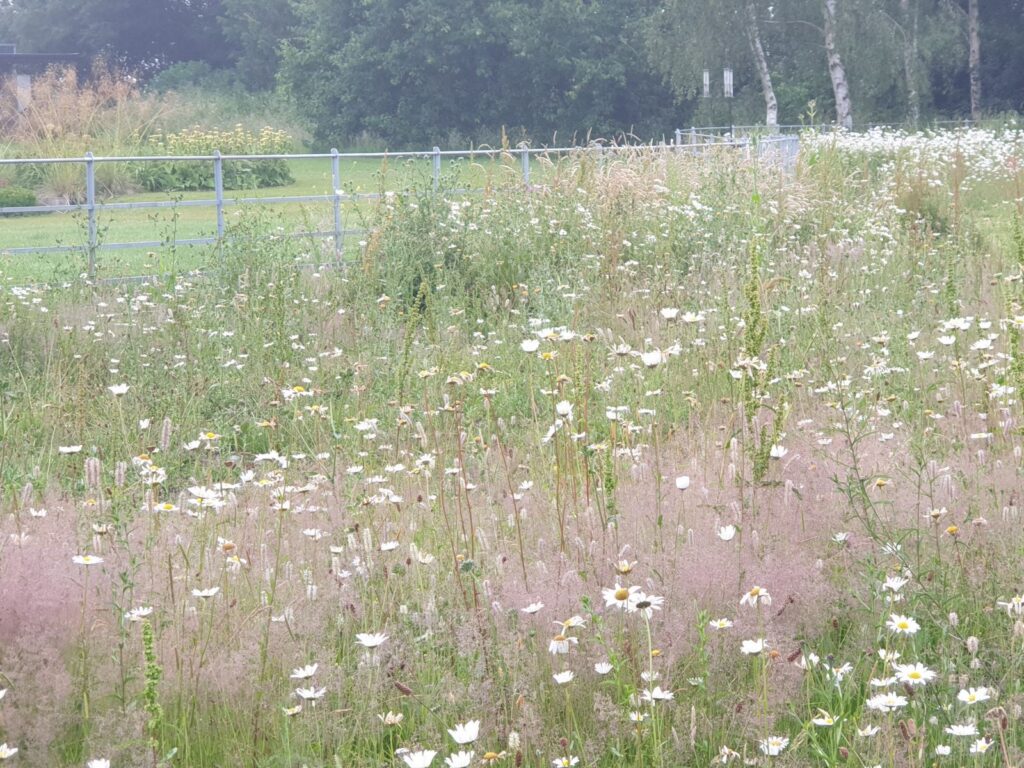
(0, 133, 800, 280)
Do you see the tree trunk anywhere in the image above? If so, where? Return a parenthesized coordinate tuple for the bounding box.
(900, 0, 920, 127)
(968, 0, 981, 120)
(744, 0, 777, 128)
(822, 0, 853, 130)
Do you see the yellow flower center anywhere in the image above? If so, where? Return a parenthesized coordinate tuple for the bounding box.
(614, 588, 629, 601)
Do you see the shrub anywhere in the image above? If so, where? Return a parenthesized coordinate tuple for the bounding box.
(0, 186, 39, 212)
(136, 125, 295, 191)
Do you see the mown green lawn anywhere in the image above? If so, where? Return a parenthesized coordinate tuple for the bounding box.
(1, 153, 540, 282)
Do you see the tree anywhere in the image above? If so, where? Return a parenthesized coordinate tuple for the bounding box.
(218, 0, 295, 90)
(646, 0, 779, 127)
(281, 0, 521, 147)
(4, 0, 234, 71)
(822, 0, 853, 128)
(967, 0, 980, 119)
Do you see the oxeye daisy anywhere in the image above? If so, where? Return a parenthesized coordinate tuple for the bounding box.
(740, 585, 771, 607)
(709, 618, 733, 630)
(627, 591, 664, 619)
(893, 662, 935, 685)
(72, 554, 104, 566)
(740, 638, 766, 655)
(957, 687, 991, 705)
(401, 750, 437, 768)
(290, 663, 318, 680)
(602, 584, 638, 610)
(355, 632, 389, 648)
(548, 634, 578, 654)
(811, 709, 837, 726)
(970, 737, 993, 754)
(640, 686, 674, 704)
(759, 736, 789, 756)
(552, 757, 579, 767)
(445, 752, 474, 768)
(447, 720, 480, 745)
(865, 692, 908, 712)
(553, 670, 575, 684)
(886, 614, 920, 635)
(294, 686, 326, 702)
(945, 722, 978, 737)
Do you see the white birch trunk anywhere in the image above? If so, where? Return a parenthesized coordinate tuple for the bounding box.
(900, 0, 920, 127)
(968, 0, 981, 121)
(744, 0, 777, 128)
(823, 0, 853, 130)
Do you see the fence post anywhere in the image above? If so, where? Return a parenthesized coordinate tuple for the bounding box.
(331, 148, 342, 260)
(690, 126, 697, 155)
(85, 151, 97, 280)
(213, 150, 225, 243)
(674, 128, 682, 151)
(520, 143, 530, 185)
(432, 146, 441, 193)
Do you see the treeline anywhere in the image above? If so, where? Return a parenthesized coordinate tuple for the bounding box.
(1, 0, 1020, 148)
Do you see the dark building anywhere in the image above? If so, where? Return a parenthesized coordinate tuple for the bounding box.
(0, 43, 79, 111)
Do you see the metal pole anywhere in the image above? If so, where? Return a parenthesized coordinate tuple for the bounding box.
(85, 151, 96, 280)
(331, 148, 342, 259)
(432, 146, 441, 193)
(520, 143, 530, 185)
(213, 150, 225, 241)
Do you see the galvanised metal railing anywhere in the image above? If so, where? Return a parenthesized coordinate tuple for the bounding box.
(0, 134, 800, 279)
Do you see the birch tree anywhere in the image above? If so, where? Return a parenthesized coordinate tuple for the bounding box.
(822, 0, 853, 128)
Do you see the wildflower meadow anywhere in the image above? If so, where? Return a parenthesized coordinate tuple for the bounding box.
(3, 127, 1024, 767)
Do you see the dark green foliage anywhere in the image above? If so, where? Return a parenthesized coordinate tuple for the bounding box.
(4, 0, 1023, 149)
(0, 186, 39, 210)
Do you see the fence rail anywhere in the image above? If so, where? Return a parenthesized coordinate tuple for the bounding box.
(1, 134, 800, 279)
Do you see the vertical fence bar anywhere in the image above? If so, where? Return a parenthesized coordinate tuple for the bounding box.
(331, 148, 342, 260)
(520, 143, 530, 185)
(432, 147, 441, 193)
(674, 128, 682, 151)
(213, 150, 225, 243)
(85, 152, 97, 280)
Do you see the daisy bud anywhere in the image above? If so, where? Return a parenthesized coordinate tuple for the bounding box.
(966, 636, 979, 655)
